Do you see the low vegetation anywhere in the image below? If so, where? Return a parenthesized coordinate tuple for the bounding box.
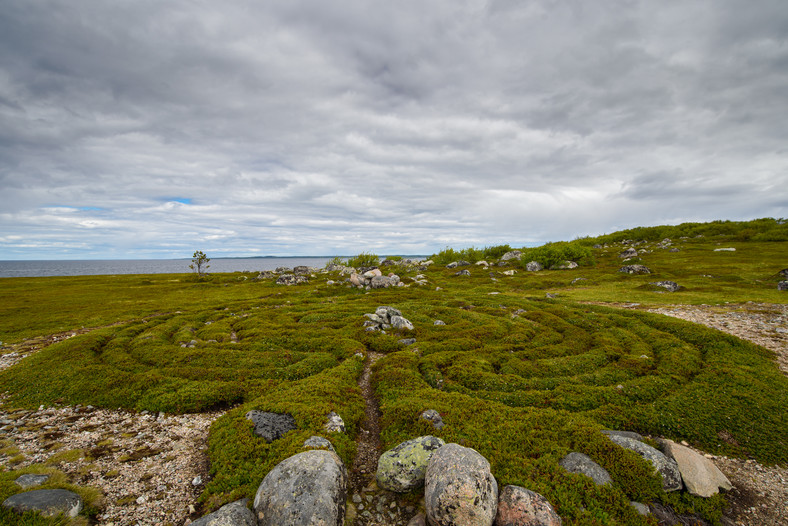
(0, 218, 786, 525)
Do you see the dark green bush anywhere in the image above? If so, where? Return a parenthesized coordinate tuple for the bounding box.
(519, 241, 594, 269)
(347, 252, 380, 268)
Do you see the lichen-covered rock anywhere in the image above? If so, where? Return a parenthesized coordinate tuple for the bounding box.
(2, 489, 83, 518)
(425, 443, 498, 526)
(192, 499, 256, 526)
(276, 273, 308, 286)
(558, 452, 611, 486)
(324, 411, 345, 433)
(619, 248, 638, 258)
(245, 411, 297, 443)
(650, 281, 680, 292)
(420, 409, 444, 430)
(376, 435, 446, 492)
(618, 265, 651, 274)
(659, 439, 732, 497)
(606, 435, 682, 491)
(525, 261, 543, 272)
(254, 450, 347, 526)
(391, 315, 414, 330)
(495, 485, 562, 526)
(500, 250, 522, 262)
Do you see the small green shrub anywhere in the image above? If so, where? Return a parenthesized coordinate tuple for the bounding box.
(482, 244, 513, 260)
(324, 256, 346, 268)
(347, 252, 380, 268)
(520, 241, 594, 269)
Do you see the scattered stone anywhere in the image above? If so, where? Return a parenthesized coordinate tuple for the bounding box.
(399, 338, 417, 346)
(630, 501, 650, 516)
(525, 261, 543, 272)
(293, 265, 312, 275)
(606, 434, 682, 491)
(500, 250, 522, 262)
(495, 485, 562, 526)
(619, 248, 638, 258)
(192, 499, 256, 526)
(14, 474, 50, 489)
(650, 280, 680, 292)
(433, 320, 446, 326)
(376, 435, 446, 492)
(714, 248, 736, 252)
(303, 436, 335, 452)
(371, 275, 401, 289)
(559, 452, 612, 486)
(192, 475, 202, 486)
(619, 265, 651, 274)
(669, 248, 680, 252)
(2, 489, 83, 518)
(446, 261, 471, 269)
(254, 450, 347, 526)
(324, 411, 345, 433)
(778, 281, 788, 291)
(245, 411, 297, 443)
(552, 261, 578, 270)
(570, 277, 588, 284)
(502, 270, 516, 276)
(455, 270, 471, 277)
(779, 269, 788, 278)
(425, 443, 498, 526)
(545, 293, 559, 299)
(420, 409, 444, 430)
(659, 439, 732, 497)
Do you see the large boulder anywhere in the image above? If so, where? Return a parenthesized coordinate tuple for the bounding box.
(618, 265, 651, 275)
(254, 450, 347, 526)
(500, 250, 522, 262)
(495, 485, 562, 526)
(376, 435, 446, 492)
(606, 435, 682, 491)
(659, 440, 732, 497)
(2, 489, 83, 518)
(192, 499, 256, 526)
(245, 411, 297, 443)
(425, 443, 498, 526)
(558, 452, 611, 486)
(525, 261, 543, 272)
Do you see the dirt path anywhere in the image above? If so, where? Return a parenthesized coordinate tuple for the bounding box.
(347, 352, 418, 526)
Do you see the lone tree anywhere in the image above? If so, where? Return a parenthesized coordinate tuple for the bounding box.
(189, 250, 210, 276)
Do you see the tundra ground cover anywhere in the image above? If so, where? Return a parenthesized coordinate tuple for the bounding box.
(0, 227, 786, 525)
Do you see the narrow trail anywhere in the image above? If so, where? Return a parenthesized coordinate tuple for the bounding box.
(348, 352, 418, 525)
(349, 351, 384, 493)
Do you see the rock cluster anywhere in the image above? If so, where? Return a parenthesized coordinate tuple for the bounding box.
(363, 306, 414, 332)
(350, 268, 403, 289)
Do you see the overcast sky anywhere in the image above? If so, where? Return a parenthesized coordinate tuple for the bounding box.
(1, 0, 786, 259)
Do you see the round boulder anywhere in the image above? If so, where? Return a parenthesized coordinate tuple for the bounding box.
(425, 443, 498, 526)
(376, 435, 446, 492)
(495, 485, 562, 526)
(3, 489, 83, 518)
(254, 450, 347, 526)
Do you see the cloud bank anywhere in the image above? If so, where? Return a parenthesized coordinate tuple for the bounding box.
(1, 0, 786, 258)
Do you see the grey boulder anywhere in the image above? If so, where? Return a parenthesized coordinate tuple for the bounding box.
(495, 485, 562, 526)
(525, 261, 543, 272)
(3, 489, 83, 518)
(391, 315, 414, 330)
(558, 452, 611, 486)
(650, 281, 680, 292)
(606, 435, 682, 491)
(245, 411, 297, 443)
(324, 412, 345, 433)
(618, 265, 651, 275)
(420, 409, 444, 430)
(376, 435, 446, 492)
(303, 436, 336, 453)
(254, 450, 347, 526)
(659, 439, 732, 497)
(425, 443, 498, 526)
(14, 474, 50, 489)
(192, 499, 256, 526)
(619, 248, 638, 258)
(778, 281, 788, 291)
(500, 250, 522, 261)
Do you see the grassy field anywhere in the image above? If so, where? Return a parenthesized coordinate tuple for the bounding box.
(0, 222, 786, 525)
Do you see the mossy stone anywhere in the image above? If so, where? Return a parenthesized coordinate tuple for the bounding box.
(376, 435, 445, 492)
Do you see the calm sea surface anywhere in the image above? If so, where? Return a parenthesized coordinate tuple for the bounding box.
(0, 257, 338, 278)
